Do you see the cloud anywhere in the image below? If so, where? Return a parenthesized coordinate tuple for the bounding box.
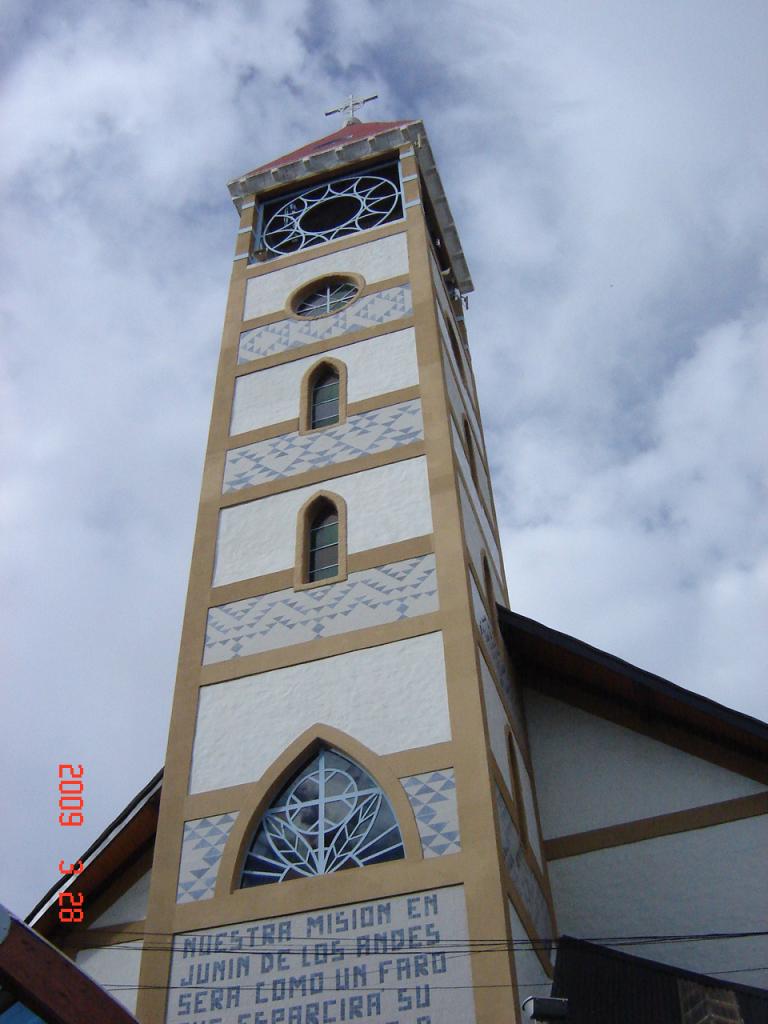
(500, 309, 768, 704)
(1, 0, 766, 919)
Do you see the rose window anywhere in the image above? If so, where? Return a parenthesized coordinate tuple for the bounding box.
(260, 168, 402, 257)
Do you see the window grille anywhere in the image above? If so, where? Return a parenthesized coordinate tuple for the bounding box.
(241, 748, 405, 887)
(450, 324, 466, 382)
(295, 278, 359, 318)
(310, 367, 340, 429)
(257, 162, 403, 258)
(464, 418, 478, 487)
(308, 501, 339, 581)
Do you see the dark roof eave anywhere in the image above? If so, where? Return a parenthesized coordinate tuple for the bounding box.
(0, 907, 140, 1023)
(497, 605, 768, 753)
(26, 769, 163, 929)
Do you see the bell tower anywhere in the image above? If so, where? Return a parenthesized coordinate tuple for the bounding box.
(136, 114, 556, 1024)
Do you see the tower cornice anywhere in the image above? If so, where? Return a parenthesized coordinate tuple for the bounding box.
(228, 119, 474, 295)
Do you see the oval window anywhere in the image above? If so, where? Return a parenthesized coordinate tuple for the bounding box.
(293, 276, 360, 319)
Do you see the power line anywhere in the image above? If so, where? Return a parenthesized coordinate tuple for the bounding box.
(77, 928, 768, 951)
(70, 930, 768, 993)
(96, 964, 768, 995)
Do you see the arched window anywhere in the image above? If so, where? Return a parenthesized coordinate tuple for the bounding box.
(482, 555, 498, 623)
(308, 499, 339, 582)
(448, 320, 466, 383)
(482, 552, 506, 657)
(295, 492, 347, 590)
(240, 747, 405, 887)
(506, 731, 529, 840)
(300, 359, 347, 434)
(310, 365, 340, 429)
(463, 417, 478, 487)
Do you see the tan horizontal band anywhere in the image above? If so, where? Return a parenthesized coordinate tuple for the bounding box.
(544, 790, 768, 861)
(199, 612, 443, 687)
(217, 441, 425, 507)
(224, 384, 421, 450)
(239, 272, 410, 333)
(236, 222, 408, 282)
(208, 534, 434, 606)
(233, 315, 416, 377)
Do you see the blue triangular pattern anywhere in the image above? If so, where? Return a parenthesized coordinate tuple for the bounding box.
(238, 285, 411, 364)
(204, 552, 437, 665)
(177, 812, 238, 903)
(401, 769, 460, 859)
(428, 843, 453, 856)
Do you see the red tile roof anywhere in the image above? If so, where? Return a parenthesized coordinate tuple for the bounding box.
(244, 119, 417, 177)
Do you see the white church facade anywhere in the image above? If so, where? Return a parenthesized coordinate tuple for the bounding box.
(26, 113, 768, 1024)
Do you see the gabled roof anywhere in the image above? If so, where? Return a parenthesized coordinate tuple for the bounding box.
(552, 935, 768, 1023)
(243, 119, 418, 177)
(498, 605, 768, 773)
(27, 770, 161, 935)
(1, 905, 139, 1023)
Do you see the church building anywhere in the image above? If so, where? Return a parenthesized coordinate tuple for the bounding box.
(27, 105, 768, 1024)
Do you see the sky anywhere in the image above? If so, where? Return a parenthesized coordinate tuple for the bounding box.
(2, 0, 767, 922)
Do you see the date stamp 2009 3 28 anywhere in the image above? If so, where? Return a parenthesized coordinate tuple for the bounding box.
(57, 763, 85, 924)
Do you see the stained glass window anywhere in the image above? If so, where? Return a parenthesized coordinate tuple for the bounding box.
(240, 748, 405, 887)
(308, 501, 339, 581)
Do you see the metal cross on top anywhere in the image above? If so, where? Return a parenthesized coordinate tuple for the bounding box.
(324, 93, 378, 127)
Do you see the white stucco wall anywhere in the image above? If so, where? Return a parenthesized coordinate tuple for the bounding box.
(481, 655, 514, 795)
(481, 659, 545, 870)
(431, 272, 494, 511)
(214, 456, 433, 586)
(511, 733, 544, 870)
(526, 690, 767, 837)
(243, 232, 409, 320)
(231, 328, 419, 436)
(451, 416, 491, 527)
(190, 632, 450, 793)
(449, 414, 493, 515)
(90, 870, 150, 928)
(451, 418, 472, 486)
(549, 814, 768, 988)
(459, 481, 504, 600)
(76, 941, 143, 1015)
(508, 899, 552, 1006)
(453, 424, 502, 577)
(437, 304, 483, 449)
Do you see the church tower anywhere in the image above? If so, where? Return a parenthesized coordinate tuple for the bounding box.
(135, 108, 556, 1024)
